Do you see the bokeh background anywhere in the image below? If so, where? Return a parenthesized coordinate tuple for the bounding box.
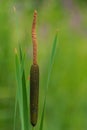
(0, 0, 87, 130)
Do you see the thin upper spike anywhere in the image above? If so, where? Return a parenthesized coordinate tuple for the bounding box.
(32, 10, 38, 65)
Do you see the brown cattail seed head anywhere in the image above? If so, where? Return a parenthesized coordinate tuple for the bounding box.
(30, 64, 39, 126)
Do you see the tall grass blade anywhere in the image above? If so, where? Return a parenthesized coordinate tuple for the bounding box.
(14, 46, 30, 130)
(14, 49, 24, 130)
(20, 46, 29, 130)
(39, 32, 58, 130)
(14, 50, 19, 130)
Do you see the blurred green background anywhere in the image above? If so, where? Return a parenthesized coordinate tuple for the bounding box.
(0, 0, 87, 130)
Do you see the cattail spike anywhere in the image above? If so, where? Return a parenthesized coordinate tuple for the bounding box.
(30, 10, 39, 127)
(32, 10, 38, 65)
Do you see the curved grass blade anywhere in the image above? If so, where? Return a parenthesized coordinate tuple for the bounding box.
(14, 46, 29, 130)
(14, 49, 19, 130)
(20, 47, 29, 130)
(14, 48, 24, 130)
(39, 32, 58, 130)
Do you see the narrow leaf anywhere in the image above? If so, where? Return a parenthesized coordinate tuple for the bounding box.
(14, 48, 24, 130)
(20, 46, 29, 130)
(40, 32, 58, 130)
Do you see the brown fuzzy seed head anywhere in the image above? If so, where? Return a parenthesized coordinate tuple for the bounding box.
(30, 64, 39, 126)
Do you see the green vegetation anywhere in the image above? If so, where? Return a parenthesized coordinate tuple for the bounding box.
(0, 0, 87, 130)
(14, 32, 58, 130)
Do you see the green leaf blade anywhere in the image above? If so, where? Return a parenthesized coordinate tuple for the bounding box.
(19, 46, 29, 130)
(39, 32, 58, 130)
(14, 49, 24, 130)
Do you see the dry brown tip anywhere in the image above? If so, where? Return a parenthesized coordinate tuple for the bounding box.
(34, 10, 37, 16)
(33, 10, 37, 21)
(14, 48, 17, 54)
(13, 6, 16, 13)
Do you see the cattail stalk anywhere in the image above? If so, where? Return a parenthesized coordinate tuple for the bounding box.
(30, 10, 39, 127)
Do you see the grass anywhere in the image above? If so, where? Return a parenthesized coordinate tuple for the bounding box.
(14, 46, 29, 130)
(39, 32, 58, 130)
(14, 32, 58, 130)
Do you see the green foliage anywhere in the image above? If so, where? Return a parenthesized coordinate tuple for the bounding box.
(14, 46, 29, 130)
(40, 32, 58, 130)
(1, 1, 87, 130)
(14, 32, 58, 130)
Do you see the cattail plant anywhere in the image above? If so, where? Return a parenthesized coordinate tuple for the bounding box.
(14, 9, 58, 130)
(30, 10, 39, 127)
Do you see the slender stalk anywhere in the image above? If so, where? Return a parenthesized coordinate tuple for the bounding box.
(30, 10, 39, 127)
